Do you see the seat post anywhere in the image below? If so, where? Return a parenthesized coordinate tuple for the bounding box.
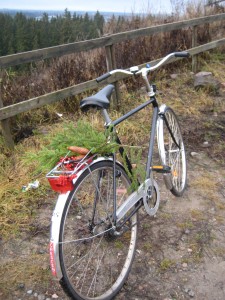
(102, 109, 112, 126)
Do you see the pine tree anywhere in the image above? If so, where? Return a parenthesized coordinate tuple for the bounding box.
(61, 9, 73, 43)
(94, 11, 105, 36)
(14, 13, 31, 52)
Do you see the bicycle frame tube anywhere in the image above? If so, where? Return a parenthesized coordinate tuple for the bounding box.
(111, 98, 155, 127)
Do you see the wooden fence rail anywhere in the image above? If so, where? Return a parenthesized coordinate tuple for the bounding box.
(0, 13, 224, 68)
(0, 13, 225, 148)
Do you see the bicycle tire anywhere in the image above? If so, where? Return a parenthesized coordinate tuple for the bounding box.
(59, 159, 138, 300)
(157, 106, 187, 197)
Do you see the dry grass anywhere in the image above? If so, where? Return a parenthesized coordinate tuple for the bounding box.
(0, 253, 51, 297)
(0, 133, 53, 238)
(191, 175, 218, 192)
(0, 55, 224, 239)
(191, 174, 219, 204)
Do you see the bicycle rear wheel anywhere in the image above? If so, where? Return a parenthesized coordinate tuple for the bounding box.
(59, 160, 138, 300)
(157, 106, 187, 196)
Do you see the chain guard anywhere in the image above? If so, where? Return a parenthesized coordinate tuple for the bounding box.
(143, 179, 160, 216)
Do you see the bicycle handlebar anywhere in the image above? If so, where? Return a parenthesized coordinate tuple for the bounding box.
(96, 51, 190, 82)
(96, 73, 111, 82)
(174, 52, 190, 58)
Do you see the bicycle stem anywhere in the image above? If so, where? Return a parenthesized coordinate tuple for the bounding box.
(142, 74, 155, 97)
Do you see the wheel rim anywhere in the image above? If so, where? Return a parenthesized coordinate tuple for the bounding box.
(60, 163, 137, 299)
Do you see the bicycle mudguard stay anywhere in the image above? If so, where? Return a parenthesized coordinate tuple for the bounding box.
(49, 156, 127, 279)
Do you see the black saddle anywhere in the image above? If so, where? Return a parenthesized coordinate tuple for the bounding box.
(80, 84, 115, 111)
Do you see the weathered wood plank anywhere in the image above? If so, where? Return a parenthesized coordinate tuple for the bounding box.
(0, 79, 14, 148)
(188, 37, 225, 55)
(0, 80, 97, 120)
(105, 44, 120, 108)
(192, 25, 198, 73)
(0, 13, 224, 68)
(0, 37, 224, 121)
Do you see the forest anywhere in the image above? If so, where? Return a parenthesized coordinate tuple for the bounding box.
(0, 9, 105, 55)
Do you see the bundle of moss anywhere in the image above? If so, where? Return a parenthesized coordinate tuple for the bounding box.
(27, 120, 119, 173)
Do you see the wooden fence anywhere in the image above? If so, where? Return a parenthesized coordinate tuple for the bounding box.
(0, 12, 225, 148)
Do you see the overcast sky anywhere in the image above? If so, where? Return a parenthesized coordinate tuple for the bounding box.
(0, 0, 175, 14)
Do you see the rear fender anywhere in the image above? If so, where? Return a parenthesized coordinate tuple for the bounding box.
(50, 192, 69, 279)
(49, 156, 119, 279)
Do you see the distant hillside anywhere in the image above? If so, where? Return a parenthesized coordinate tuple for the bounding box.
(0, 9, 106, 55)
(0, 8, 144, 56)
(0, 8, 134, 21)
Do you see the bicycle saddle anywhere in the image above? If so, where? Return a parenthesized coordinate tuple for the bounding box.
(80, 84, 115, 111)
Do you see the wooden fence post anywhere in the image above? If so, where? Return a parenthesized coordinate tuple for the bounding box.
(192, 25, 198, 73)
(0, 71, 14, 149)
(105, 44, 120, 109)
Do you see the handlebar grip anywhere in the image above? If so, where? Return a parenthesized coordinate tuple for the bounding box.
(96, 72, 111, 83)
(174, 51, 190, 58)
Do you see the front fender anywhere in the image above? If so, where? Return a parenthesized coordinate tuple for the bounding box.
(156, 105, 173, 190)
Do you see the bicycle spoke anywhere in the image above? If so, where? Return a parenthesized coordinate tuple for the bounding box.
(87, 246, 106, 297)
(78, 235, 104, 294)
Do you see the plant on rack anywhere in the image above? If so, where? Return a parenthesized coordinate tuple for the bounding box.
(27, 120, 120, 173)
(27, 119, 145, 193)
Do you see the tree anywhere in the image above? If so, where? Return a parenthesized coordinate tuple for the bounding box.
(14, 13, 31, 52)
(61, 9, 73, 43)
(94, 11, 105, 36)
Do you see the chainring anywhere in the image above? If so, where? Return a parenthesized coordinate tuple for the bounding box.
(143, 179, 160, 216)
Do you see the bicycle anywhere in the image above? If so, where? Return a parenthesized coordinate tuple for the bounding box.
(47, 51, 189, 300)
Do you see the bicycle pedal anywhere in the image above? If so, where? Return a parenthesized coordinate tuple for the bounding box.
(151, 165, 171, 173)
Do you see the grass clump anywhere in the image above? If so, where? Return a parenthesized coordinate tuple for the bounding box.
(0, 161, 50, 238)
(177, 220, 194, 230)
(0, 136, 52, 239)
(159, 258, 175, 271)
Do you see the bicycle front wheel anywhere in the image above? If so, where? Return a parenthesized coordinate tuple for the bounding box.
(59, 160, 138, 300)
(157, 106, 187, 197)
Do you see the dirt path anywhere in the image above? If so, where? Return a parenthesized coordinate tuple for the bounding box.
(1, 147, 225, 300)
(120, 152, 225, 300)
